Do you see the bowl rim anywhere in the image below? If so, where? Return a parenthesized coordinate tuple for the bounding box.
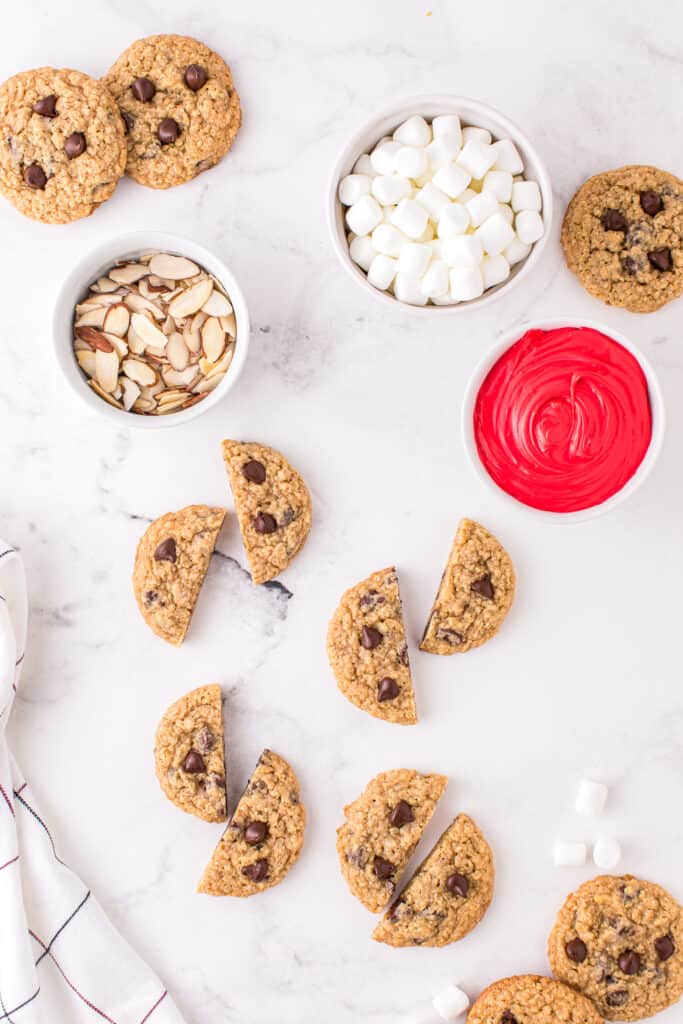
(327, 92, 554, 315)
(460, 316, 666, 523)
(52, 229, 250, 429)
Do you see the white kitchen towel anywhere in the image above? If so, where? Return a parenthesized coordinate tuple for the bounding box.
(0, 543, 186, 1024)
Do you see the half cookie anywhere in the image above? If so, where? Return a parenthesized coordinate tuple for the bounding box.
(373, 813, 494, 947)
(221, 439, 312, 584)
(337, 769, 448, 912)
(327, 567, 417, 725)
(154, 684, 226, 822)
(467, 975, 603, 1024)
(420, 518, 515, 655)
(133, 504, 225, 645)
(198, 749, 305, 897)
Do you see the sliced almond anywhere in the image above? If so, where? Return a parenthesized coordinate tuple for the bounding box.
(124, 292, 165, 319)
(140, 381, 164, 400)
(201, 317, 226, 363)
(132, 397, 156, 413)
(130, 312, 167, 351)
(74, 337, 93, 353)
(169, 278, 213, 319)
(75, 306, 107, 329)
(162, 365, 199, 388)
(149, 253, 200, 280)
(109, 263, 149, 285)
(95, 347, 120, 393)
(206, 345, 234, 379)
(162, 314, 177, 337)
(145, 351, 167, 365)
(75, 326, 114, 352)
(183, 324, 201, 353)
(202, 290, 233, 317)
(103, 304, 130, 337)
(90, 276, 119, 294)
(103, 332, 129, 359)
(89, 380, 123, 408)
(122, 358, 158, 387)
(127, 322, 146, 355)
(219, 313, 236, 337)
(193, 372, 224, 394)
(76, 349, 96, 377)
(158, 388, 191, 405)
(121, 378, 141, 411)
(182, 393, 207, 409)
(166, 332, 190, 371)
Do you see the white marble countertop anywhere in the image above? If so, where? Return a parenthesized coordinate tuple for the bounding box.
(2, 1, 683, 1021)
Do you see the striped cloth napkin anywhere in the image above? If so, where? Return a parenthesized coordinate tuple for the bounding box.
(0, 543, 186, 1024)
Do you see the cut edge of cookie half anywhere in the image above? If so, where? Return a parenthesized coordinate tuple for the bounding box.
(197, 748, 305, 897)
(420, 518, 515, 656)
(337, 769, 448, 913)
(221, 439, 312, 585)
(327, 566, 417, 725)
(466, 974, 604, 1024)
(372, 812, 494, 948)
(133, 504, 226, 646)
(154, 684, 227, 823)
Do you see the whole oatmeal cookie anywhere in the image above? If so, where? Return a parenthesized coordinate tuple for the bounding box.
(467, 975, 603, 1024)
(103, 34, 241, 189)
(221, 439, 312, 585)
(337, 769, 447, 913)
(327, 566, 417, 725)
(154, 684, 226, 823)
(0, 67, 126, 223)
(561, 166, 683, 312)
(133, 504, 226, 646)
(421, 519, 515, 656)
(548, 874, 683, 1021)
(198, 749, 305, 897)
(373, 813, 494, 947)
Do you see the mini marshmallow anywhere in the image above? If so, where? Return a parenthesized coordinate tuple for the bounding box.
(497, 203, 514, 224)
(338, 174, 371, 206)
(483, 169, 513, 203)
(504, 237, 531, 265)
(415, 182, 451, 220)
(353, 153, 375, 176)
(393, 114, 432, 148)
(466, 191, 499, 228)
(397, 242, 432, 277)
(425, 133, 462, 170)
(421, 259, 449, 298)
(346, 194, 383, 236)
(371, 174, 412, 205)
(481, 253, 511, 289)
(391, 198, 429, 239)
(516, 210, 544, 244)
(394, 272, 428, 305)
(491, 138, 524, 174)
(437, 204, 470, 239)
(511, 180, 542, 212)
(395, 145, 429, 180)
(349, 235, 375, 271)
(432, 114, 462, 141)
(441, 234, 483, 268)
(476, 212, 515, 255)
(456, 140, 497, 180)
(433, 985, 470, 1021)
(432, 163, 471, 199)
(576, 779, 609, 817)
(431, 292, 458, 305)
(367, 253, 397, 290)
(462, 125, 492, 146)
(449, 266, 484, 301)
(553, 840, 587, 868)
(370, 140, 402, 175)
(419, 221, 435, 242)
(593, 837, 622, 870)
(372, 223, 408, 257)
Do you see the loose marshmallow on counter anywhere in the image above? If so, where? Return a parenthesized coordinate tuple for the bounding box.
(576, 779, 609, 817)
(432, 163, 471, 199)
(395, 146, 429, 180)
(397, 242, 432, 277)
(462, 125, 492, 146)
(483, 169, 513, 202)
(437, 204, 470, 239)
(394, 272, 428, 305)
(370, 140, 402, 175)
(433, 985, 470, 1021)
(481, 254, 511, 289)
(372, 222, 407, 257)
(466, 191, 499, 227)
(450, 266, 484, 301)
(491, 138, 524, 174)
(391, 198, 429, 239)
(367, 253, 397, 290)
(456, 140, 497, 180)
(349, 235, 375, 271)
(593, 837, 622, 870)
(476, 213, 515, 256)
(512, 180, 542, 212)
(338, 174, 371, 206)
(415, 182, 451, 220)
(553, 840, 588, 867)
(372, 174, 412, 205)
(421, 259, 449, 298)
(393, 114, 432, 147)
(516, 210, 544, 244)
(346, 194, 383, 236)
(442, 234, 483, 268)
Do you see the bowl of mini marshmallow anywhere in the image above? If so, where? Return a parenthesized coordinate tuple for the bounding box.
(328, 95, 553, 311)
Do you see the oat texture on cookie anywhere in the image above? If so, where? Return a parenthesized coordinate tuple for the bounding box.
(132, 504, 225, 646)
(221, 439, 312, 585)
(327, 566, 417, 725)
(373, 813, 494, 947)
(421, 518, 515, 655)
(467, 974, 604, 1024)
(103, 35, 241, 189)
(154, 684, 226, 823)
(198, 749, 305, 897)
(0, 67, 126, 223)
(337, 770, 447, 913)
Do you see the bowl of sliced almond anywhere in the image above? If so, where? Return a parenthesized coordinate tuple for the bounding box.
(53, 231, 250, 426)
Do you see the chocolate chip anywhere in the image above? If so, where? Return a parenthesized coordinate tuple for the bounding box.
(23, 164, 46, 190)
(242, 459, 266, 484)
(158, 118, 180, 145)
(389, 800, 414, 828)
(655, 935, 675, 961)
(396, 643, 409, 666)
(471, 574, 494, 599)
(446, 872, 469, 897)
(602, 208, 628, 232)
(622, 255, 638, 276)
(648, 247, 672, 271)
(244, 820, 269, 845)
(565, 938, 588, 963)
(253, 512, 277, 534)
(606, 991, 629, 1008)
(640, 190, 663, 216)
(242, 858, 268, 882)
(184, 64, 208, 91)
(132, 77, 155, 102)
(360, 625, 382, 650)
(377, 677, 399, 702)
(435, 627, 463, 645)
(373, 856, 394, 880)
(144, 590, 157, 606)
(33, 95, 57, 117)
(121, 110, 134, 133)
(618, 950, 641, 975)
(360, 590, 384, 610)
(64, 132, 86, 159)
(153, 538, 177, 562)
(500, 1013, 518, 1024)
(194, 726, 216, 754)
(182, 750, 205, 773)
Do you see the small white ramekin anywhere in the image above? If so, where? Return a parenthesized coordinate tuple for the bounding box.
(327, 94, 553, 315)
(461, 318, 665, 523)
(53, 230, 250, 429)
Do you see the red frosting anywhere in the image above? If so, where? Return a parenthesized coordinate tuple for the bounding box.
(473, 326, 652, 513)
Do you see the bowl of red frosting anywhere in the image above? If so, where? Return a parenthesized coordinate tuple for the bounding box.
(463, 319, 664, 520)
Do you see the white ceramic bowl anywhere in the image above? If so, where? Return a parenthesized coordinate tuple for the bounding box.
(327, 94, 553, 314)
(461, 318, 665, 523)
(53, 230, 250, 428)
